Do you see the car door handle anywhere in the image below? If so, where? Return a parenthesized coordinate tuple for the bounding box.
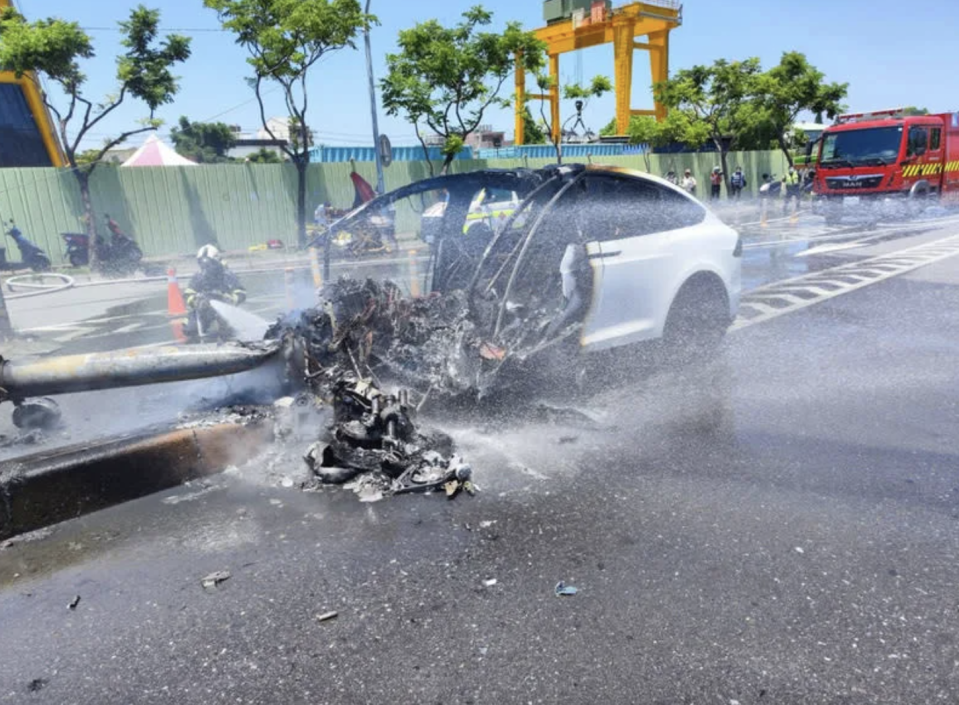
(587, 250, 621, 259)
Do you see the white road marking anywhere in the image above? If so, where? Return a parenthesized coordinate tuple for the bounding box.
(733, 233, 959, 331)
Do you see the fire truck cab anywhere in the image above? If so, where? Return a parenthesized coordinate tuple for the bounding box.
(811, 108, 959, 223)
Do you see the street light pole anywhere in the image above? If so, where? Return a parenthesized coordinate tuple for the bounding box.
(364, 0, 386, 195)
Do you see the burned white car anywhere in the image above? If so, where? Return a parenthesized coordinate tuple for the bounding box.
(323, 165, 742, 393)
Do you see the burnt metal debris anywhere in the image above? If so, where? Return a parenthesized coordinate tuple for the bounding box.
(267, 278, 482, 498)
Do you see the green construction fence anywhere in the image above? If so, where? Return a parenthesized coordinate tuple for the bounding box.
(0, 150, 790, 265)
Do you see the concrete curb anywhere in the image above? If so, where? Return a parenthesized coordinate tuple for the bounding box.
(0, 421, 274, 540)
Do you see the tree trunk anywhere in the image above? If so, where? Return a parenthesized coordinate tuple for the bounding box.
(296, 161, 307, 249)
(641, 147, 651, 173)
(76, 170, 99, 272)
(779, 133, 795, 168)
(441, 153, 455, 176)
(554, 138, 563, 165)
(715, 138, 731, 197)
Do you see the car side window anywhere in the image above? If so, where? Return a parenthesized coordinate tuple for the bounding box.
(907, 126, 929, 156)
(574, 175, 705, 241)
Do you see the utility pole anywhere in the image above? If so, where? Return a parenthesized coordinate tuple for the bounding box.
(364, 0, 386, 195)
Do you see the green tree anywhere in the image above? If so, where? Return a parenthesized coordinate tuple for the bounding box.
(381, 6, 545, 175)
(623, 112, 708, 173)
(521, 105, 547, 145)
(625, 115, 660, 172)
(0, 5, 190, 271)
(748, 51, 847, 166)
(205, 0, 374, 248)
(170, 116, 236, 162)
(655, 58, 761, 192)
(245, 147, 283, 163)
(287, 115, 315, 155)
(902, 106, 929, 116)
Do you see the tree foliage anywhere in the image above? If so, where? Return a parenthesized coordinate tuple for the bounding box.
(382, 6, 545, 174)
(205, 0, 374, 247)
(655, 58, 761, 189)
(245, 147, 283, 163)
(521, 105, 547, 145)
(747, 51, 847, 165)
(0, 5, 191, 269)
(170, 116, 236, 162)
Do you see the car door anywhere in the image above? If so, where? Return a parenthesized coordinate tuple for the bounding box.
(579, 174, 707, 351)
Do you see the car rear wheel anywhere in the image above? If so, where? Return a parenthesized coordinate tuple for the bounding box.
(662, 276, 730, 363)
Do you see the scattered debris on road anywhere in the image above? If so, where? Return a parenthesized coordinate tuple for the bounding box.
(315, 611, 339, 623)
(27, 678, 48, 693)
(201, 571, 231, 589)
(0, 429, 46, 449)
(554, 581, 579, 597)
(67, 595, 81, 610)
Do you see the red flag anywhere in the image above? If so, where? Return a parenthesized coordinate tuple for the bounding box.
(350, 172, 377, 208)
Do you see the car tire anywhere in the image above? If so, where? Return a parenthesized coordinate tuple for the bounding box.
(662, 276, 730, 363)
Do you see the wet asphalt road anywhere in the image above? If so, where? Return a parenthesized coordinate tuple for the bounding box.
(3, 221, 959, 703)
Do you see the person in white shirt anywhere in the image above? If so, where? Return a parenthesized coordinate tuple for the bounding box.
(681, 169, 697, 196)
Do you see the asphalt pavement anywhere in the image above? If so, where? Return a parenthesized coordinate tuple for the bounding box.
(2, 211, 959, 703)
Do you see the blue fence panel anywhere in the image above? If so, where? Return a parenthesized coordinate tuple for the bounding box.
(308, 145, 474, 163)
(476, 143, 628, 160)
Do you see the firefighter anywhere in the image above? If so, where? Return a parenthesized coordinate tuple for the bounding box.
(183, 245, 247, 340)
(782, 166, 801, 214)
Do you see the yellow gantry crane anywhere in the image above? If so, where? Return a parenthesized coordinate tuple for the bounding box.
(516, 0, 682, 145)
(0, 0, 67, 166)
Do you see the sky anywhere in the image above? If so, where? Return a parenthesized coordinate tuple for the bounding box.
(15, 0, 959, 151)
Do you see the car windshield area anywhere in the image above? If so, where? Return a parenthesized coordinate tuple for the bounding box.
(820, 126, 904, 167)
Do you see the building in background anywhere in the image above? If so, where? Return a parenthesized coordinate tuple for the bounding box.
(227, 122, 289, 161)
(464, 125, 507, 151)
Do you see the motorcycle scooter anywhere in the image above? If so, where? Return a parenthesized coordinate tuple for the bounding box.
(3, 220, 51, 272)
(62, 214, 143, 275)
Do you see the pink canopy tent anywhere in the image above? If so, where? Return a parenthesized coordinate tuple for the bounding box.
(121, 134, 197, 167)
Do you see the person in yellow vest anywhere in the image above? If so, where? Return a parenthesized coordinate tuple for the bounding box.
(782, 166, 801, 215)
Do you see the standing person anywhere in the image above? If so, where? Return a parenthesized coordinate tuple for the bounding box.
(664, 170, 678, 186)
(730, 167, 747, 199)
(782, 166, 801, 214)
(314, 202, 331, 229)
(681, 169, 697, 197)
(709, 166, 723, 200)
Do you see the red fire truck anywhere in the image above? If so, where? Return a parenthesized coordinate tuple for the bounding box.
(809, 108, 959, 223)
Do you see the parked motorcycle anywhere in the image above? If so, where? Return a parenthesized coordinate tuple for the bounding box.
(3, 220, 51, 272)
(61, 214, 143, 275)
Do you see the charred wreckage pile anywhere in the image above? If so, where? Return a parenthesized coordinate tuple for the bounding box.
(266, 272, 572, 499)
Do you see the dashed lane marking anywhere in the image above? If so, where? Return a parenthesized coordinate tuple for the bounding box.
(733, 233, 959, 331)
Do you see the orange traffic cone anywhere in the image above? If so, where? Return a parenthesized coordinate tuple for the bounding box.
(167, 268, 188, 343)
(167, 268, 187, 315)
